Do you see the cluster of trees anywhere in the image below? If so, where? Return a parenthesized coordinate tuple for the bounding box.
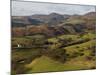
(44, 48, 67, 63)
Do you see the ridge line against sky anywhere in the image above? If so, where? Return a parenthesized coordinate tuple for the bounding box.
(11, 0, 96, 16)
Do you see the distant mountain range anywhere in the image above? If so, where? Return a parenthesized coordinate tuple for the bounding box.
(12, 12, 95, 26)
(12, 12, 96, 37)
(12, 13, 70, 27)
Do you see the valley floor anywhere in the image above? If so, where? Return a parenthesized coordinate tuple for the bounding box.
(11, 32, 96, 74)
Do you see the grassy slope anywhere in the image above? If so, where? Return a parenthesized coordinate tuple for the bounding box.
(25, 37, 96, 73)
(12, 33, 96, 73)
(25, 55, 95, 73)
(64, 40, 96, 55)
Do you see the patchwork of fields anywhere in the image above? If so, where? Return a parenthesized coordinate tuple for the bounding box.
(12, 32, 96, 74)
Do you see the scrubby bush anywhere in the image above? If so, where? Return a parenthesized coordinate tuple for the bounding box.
(45, 48, 67, 63)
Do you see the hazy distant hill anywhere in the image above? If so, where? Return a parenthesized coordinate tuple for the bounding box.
(12, 13, 70, 27)
(60, 12, 96, 29)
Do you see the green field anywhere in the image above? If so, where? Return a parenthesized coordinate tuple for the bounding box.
(25, 55, 95, 73)
(12, 32, 96, 74)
